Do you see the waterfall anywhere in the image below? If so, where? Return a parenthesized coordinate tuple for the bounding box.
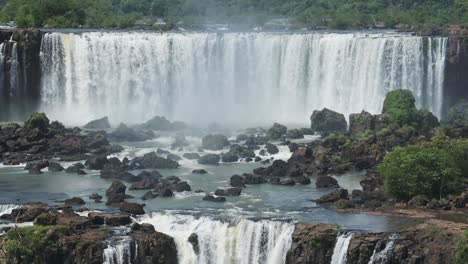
(39, 31, 447, 126)
(368, 234, 398, 264)
(331, 233, 353, 264)
(103, 233, 134, 264)
(0, 204, 19, 216)
(137, 213, 294, 264)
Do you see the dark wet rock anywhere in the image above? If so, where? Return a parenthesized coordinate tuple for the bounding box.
(266, 143, 279, 154)
(129, 171, 161, 190)
(106, 181, 126, 205)
(259, 149, 267, 156)
(243, 173, 267, 184)
(310, 108, 347, 133)
(315, 176, 339, 188)
(183, 153, 200, 160)
(89, 193, 102, 200)
(48, 162, 64, 171)
(203, 195, 226, 202)
(140, 115, 172, 131)
(131, 223, 156, 233)
(349, 111, 374, 136)
(288, 143, 299, 152)
(294, 176, 311, 185)
(65, 163, 85, 174)
(173, 181, 191, 192)
(201, 134, 230, 150)
(408, 195, 430, 207)
(108, 123, 154, 142)
(88, 212, 132, 226)
(64, 197, 85, 206)
(171, 134, 189, 149)
(29, 166, 43, 174)
(225, 144, 256, 158)
(159, 188, 174, 197)
(215, 187, 242, 196)
(132, 152, 179, 169)
(280, 179, 296, 186)
(142, 191, 158, 200)
(267, 123, 287, 140)
(254, 160, 289, 177)
(83, 117, 111, 130)
(192, 169, 208, 174)
(222, 153, 239, 162)
(317, 188, 348, 203)
(286, 223, 339, 264)
(167, 153, 182, 161)
(85, 155, 108, 170)
(198, 154, 221, 165)
(34, 212, 59, 226)
(119, 202, 145, 215)
(131, 224, 178, 264)
(245, 136, 268, 148)
(0, 203, 49, 222)
(230, 175, 246, 188)
(188, 233, 200, 254)
(287, 129, 304, 139)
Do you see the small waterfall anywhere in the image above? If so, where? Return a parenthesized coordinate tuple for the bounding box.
(137, 213, 294, 264)
(368, 234, 398, 264)
(103, 232, 134, 264)
(0, 204, 19, 216)
(331, 233, 353, 264)
(39, 32, 447, 126)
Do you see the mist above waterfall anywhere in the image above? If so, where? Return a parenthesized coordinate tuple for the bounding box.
(39, 31, 447, 126)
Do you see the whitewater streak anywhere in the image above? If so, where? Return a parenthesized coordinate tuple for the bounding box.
(137, 213, 294, 264)
(39, 31, 447, 125)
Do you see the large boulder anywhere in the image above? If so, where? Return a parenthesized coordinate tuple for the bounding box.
(310, 108, 347, 133)
(83, 117, 111, 130)
(24, 112, 50, 131)
(315, 176, 339, 188)
(85, 155, 108, 170)
(317, 188, 348, 203)
(201, 134, 230, 150)
(106, 181, 126, 205)
(108, 123, 154, 142)
(132, 152, 179, 169)
(225, 144, 255, 158)
(88, 212, 132, 226)
(267, 123, 287, 140)
(349, 111, 374, 136)
(266, 143, 279, 154)
(215, 187, 242, 196)
(198, 154, 221, 165)
(131, 224, 178, 264)
(119, 202, 145, 215)
(286, 223, 339, 264)
(140, 116, 172, 130)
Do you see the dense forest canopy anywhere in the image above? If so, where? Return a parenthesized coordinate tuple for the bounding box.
(0, 0, 468, 29)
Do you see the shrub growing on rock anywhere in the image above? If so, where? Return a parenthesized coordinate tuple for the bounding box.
(379, 137, 468, 201)
(24, 112, 50, 130)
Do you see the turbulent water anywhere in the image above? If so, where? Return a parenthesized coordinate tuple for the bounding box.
(368, 234, 399, 264)
(103, 234, 134, 264)
(331, 233, 353, 264)
(39, 31, 447, 126)
(137, 212, 294, 264)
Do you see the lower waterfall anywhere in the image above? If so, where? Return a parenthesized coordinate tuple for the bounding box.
(368, 234, 398, 264)
(102, 232, 134, 264)
(331, 233, 353, 264)
(39, 31, 447, 126)
(137, 213, 294, 264)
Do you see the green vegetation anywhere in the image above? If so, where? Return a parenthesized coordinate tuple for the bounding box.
(2, 225, 63, 263)
(382, 89, 438, 134)
(24, 112, 49, 130)
(1, 0, 468, 29)
(378, 137, 468, 201)
(456, 230, 468, 264)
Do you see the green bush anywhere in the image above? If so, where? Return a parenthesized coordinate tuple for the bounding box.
(3, 225, 63, 263)
(456, 230, 468, 264)
(379, 137, 467, 201)
(24, 112, 49, 130)
(382, 89, 438, 133)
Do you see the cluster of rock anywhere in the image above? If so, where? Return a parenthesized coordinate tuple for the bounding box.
(0, 203, 177, 264)
(0, 113, 122, 165)
(286, 222, 461, 264)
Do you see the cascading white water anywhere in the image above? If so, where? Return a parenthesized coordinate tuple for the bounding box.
(331, 233, 353, 264)
(103, 235, 133, 264)
(137, 213, 294, 264)
(368, 234, 398, 264)
(39, 31, 447, 126)
(0, 204, 18, 216)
